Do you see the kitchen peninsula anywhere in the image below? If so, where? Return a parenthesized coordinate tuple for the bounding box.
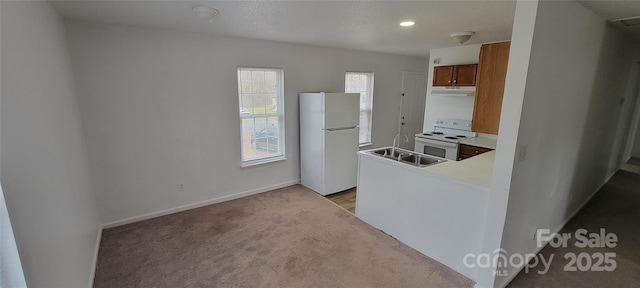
(355, 147, 495, 280)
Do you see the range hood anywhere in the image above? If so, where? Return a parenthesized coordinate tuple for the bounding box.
(430, 86, 476, 97)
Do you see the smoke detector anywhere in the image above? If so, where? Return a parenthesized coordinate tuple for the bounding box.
(450, 31, 475, 45)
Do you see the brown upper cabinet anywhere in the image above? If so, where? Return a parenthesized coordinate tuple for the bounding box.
(432, 64, 478, 87)
(471, 41, 511, 135)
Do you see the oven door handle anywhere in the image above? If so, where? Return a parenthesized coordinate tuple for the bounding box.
(415, 138, 459, 148)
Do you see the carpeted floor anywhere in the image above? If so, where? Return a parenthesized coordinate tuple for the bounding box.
(93, 185, 473, 288)
(508, 170, 640, 287)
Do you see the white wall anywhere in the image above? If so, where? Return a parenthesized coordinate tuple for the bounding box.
(475, 1, 538, 287)
(65, 21, 427, 225)
(423, 45, 481, 131)
(478, 1, 640, 287)
(614, 61, 640, 164)
(623, 65, 640, 160)
(0, 2, 101, 288)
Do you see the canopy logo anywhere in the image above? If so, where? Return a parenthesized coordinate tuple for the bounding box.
(463, 248, 553, 277)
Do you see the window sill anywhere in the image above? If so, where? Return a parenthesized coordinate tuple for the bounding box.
(359, 143, 373, 148)
(241, 156, 287, 168)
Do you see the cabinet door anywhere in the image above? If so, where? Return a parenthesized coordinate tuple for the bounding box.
(453, 64, 477, 86)
(472, 42, 511, 135)
(458, 144, 493, 160)
(432, 66, 454, 86)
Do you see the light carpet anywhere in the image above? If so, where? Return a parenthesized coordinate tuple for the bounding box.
(93, 185, 473, 287)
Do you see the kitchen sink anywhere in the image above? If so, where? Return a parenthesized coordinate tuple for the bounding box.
(371, 148, 402, 158)
(366, 147, 446, 168)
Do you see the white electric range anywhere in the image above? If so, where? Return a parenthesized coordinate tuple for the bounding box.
(414, 118, 477, 160)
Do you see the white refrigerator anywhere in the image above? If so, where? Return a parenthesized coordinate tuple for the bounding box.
(300, 92, 360, 196)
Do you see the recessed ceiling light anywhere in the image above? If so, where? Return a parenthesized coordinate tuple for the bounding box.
(400, 21, 415, 27)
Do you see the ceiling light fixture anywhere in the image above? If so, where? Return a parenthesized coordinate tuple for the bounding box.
(193, 6, 219, 23)
(450, 31, 475, 45)
(400, 21, 416, 27)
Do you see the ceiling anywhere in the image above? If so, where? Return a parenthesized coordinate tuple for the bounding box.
(579, 0, 640, 40)
(50, 1, 640, 57)
(50, 0, 517, 57)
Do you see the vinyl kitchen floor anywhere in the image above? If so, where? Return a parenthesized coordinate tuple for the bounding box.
(326, 188, 356, 214)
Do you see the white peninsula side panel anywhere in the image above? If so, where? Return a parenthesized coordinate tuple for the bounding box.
(356, 153, 489, 280)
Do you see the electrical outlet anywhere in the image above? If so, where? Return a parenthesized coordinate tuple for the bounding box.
(518, 146, 528, 162)
(177, 183, 184, 193)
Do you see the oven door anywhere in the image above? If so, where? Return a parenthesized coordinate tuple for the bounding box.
(414, 137, 459, 160)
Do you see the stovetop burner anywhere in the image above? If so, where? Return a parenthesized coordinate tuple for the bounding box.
(415, 118, 477, 144)
(423, 132, 445, 136)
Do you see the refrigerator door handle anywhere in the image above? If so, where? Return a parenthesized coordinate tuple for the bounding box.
(325, 126, 358, 131)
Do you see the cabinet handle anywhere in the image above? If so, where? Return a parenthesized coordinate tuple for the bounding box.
(448, 80, 451, 83)
(475, 150, 479, 154)
(453, 80, 457, 83)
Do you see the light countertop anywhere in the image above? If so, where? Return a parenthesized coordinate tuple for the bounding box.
(459, 137, 498, 150)
(423, 151, 495, 188)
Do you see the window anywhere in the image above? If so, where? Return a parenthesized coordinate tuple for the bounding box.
(345, 72, 374, 145)
(0, 184, 27, 288)
(238, 67, 285, 166)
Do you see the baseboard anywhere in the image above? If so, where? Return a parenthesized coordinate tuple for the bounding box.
(496, 172, 615, 288)
(621, 163, 640, 174)
(88, 227, 102, 288)
(102, 179, 300, 229)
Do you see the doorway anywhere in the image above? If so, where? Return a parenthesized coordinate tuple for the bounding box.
(400, 71, 427, 150)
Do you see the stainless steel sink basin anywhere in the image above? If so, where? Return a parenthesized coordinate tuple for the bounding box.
(400, 154, 444, 166)
(371, 148, 402, 158)
(366, 147, 447, 168)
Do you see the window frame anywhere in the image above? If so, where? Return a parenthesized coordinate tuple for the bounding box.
(237, 67, 286, 167)
(345, 71, 374, 146)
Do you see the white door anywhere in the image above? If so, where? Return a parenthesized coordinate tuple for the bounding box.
(324, 93, 360, 129)
(400, 72, 427, 150)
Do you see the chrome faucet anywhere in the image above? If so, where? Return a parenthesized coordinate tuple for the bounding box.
(391, 133, 409, 158)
